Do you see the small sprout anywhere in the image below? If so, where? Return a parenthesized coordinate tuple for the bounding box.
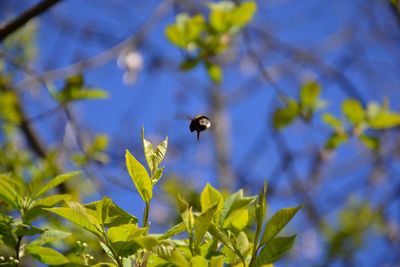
(89, 256, 94, 260)
(76, 240, 82, 245)
(9, 256, 14, 261)
(14, 259, 19, 264)
(82, 242, 87, 247)
(0, 256, 4, 261)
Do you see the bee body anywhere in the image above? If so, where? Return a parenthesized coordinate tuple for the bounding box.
(189, 115, 211, 140)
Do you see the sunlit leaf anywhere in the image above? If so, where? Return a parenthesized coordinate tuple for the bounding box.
(342, 99, 365, 125)
(160, 222, 186, 240)
(201, 183, 224, 213)
(273, 99, 299, 130)
(191, 255, 208, 267)
(0, 174, 20, 208)
(33, 171, 80, 199)
(300, 81, 321, 109)
(206, 62, 222, 84)
(322, 113, 343, 131)
(253, 235, 296, 266)
(359, 134, 379, 150)
(194, 205, 217, 248)
(324, 132, 348, 150)
(261, 206, 301, 245)
(45, 201, 102, 236)
(368, 111, 400, 129)
(125, 149, 152, 202)
(26, 245, 69, 265)
(29, 229, 70, 246)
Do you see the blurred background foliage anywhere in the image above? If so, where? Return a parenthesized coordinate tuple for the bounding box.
(1, 0, 400, 266)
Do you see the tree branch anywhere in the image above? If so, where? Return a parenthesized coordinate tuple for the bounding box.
(0, 0, 62, 42)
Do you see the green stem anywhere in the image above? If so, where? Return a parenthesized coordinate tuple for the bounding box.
(143, 201, 150, 229)
(15, 236, 22, 267)
(249, 211, 263, 266)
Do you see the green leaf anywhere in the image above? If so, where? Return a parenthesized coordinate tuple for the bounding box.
(261, 206, 301, 245)
(151, 166, 164, 184)
(208, 223, 235, 252)
(220, 189, 256, 226)
(165, 14, 205, 49)
(141, 126, 155, 172)
(209, 1, 235, 32)
(153, 137, 168, 171)
(107, 224, 153, 257)
(205, 62, 222, 84)
(359, 134, 379, 150)
(84, 197, 137, 227)
(236, 231, 250, 257)
(231, 2, 257, 28)
(200, 183, 224, 213)
(368, 111, 400, 129)
(32, 194, 72, 208)
(253, 235, 296, 266)
(273, 99, 299, 130)
(53, 75, 108, 105)
(194, 205, 217, 249)
(33, 171, 80, 199)
(324, 133, 348, 150)
(26, 245, 69, 265)
(0, 175, 19, 208)
(322, 113, 343, 131)
(45, 201, 102, 236)
(125, 149, 152, 202)
(160, 222, 186, 240)
(15, 223, 44, 236)
(342, 99, 365, 125)
(210, 255, 225, 267)
(300, 81, 321, 109)
(29, 229, 70, 246)
(179, 58, 199, 71)
(0, 214, 17, 247)
(223, 208, 249, 230)
(191, 255, 208, 267)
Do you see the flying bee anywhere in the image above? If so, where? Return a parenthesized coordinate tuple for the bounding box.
(190, 115, 211, 141)
(176, 113, 212, 141)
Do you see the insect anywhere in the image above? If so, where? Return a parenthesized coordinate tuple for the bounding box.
(189, 115, 211, 141)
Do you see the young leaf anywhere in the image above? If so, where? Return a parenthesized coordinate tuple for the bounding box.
(273, 99, 299, 130)
(0, 175, 20, 208)
(231, 2, 257, 28)
(200, 183, 224, 213)
(45, 201, 102, 236)
(208, 223, 235, 252)
(33, 171, 80, 199)
(236, 231, 250, 257)
(191, 255, 208, 267)
(193, 205, 217, 249)
(260, 206, 301, 245)
(322, 113, 343, 131)
(220, 189, 256, 225)
(125, 149, 152, 202)
(26, 245, 69, 265)
(324, 132, 348, 150)
(29, 229, 70, 246)
(223, 208, 249, 230)
(210, 255, 225, 267)
(205, 62, 222, 84)
(160, 222, 186, 240)
(152, 137, 168, 171)
(141, 126, 155, 172)
(359, 134, 379, 150)
(252, 235, 296, 266)
(84, 197, 138, 227)
(300, 81, 321, 109)
(368, 111, 400, 129)
(342, 99, 365, 125)
(32, 194, 72, 208)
